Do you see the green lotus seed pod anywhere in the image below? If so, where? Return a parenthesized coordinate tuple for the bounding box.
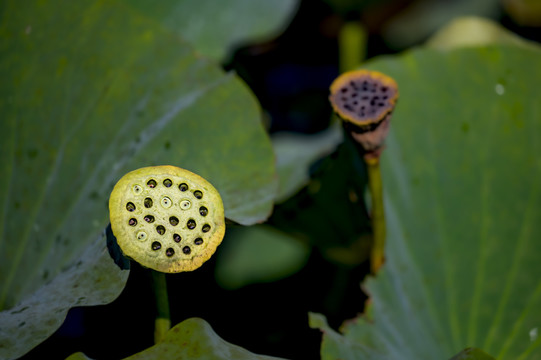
(109, 165, 225, 273)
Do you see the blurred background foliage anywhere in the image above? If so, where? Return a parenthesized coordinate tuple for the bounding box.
(4, 0, 540, 359)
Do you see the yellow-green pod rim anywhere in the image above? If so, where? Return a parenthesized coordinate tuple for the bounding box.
(329, 69, 398, 127)
(109, 165, 225, 273)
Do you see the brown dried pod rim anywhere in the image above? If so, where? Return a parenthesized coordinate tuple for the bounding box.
(329, 69, 399, 127)
(109, 165, 225, 273)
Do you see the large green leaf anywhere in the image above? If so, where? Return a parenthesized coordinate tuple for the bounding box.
(312, 43, 541, 358)
(0, 233, 128, 360)
(215, 224, 310, 290)
(0, 0, 283, 358)
(126, 0, 299, 62)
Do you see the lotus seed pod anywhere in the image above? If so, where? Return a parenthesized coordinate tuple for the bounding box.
(109, 165, 225, 273)
(329, 69, 398, 155)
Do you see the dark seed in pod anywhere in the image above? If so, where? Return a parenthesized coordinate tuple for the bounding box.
(179, 183, 188, 192)
(173, 233, 181, 243)
(144, 215, 155, 223)
(194, 238, 203, 245)
(193, 190, 203, 199)
(129, 218, 137, 226)
(187, 219, 196, 230)
(163, 179, 172, 187)
(202, 224, 211, 233)
(169, 216, 179, 226)
(166, 248, 175, 257)
(147, 179, 157, 188)
(199, 206, 208, 216)
(144, 198, 153, 208)
(182, 246, 191, 254)
(156, 225, 165, 235)
(126, 202, 136, 212)
(152, 241, 161, 250)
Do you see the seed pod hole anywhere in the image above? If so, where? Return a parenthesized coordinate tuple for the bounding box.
(199, 206, 208, 216)
(129, 218, 137, 226)
(180, 199, 191, 210)
(136, 231, 147, 241)
(161, 196, 172, 208)
(152, 241, 161, 250)
(144, 215, 155, 223)
(169, 216, 179, 226)
(144, 198, 153, 208)
(126, 202, 136, 212)
(132, 185, 143, 195)
(182, 246, 191, 254)
(179, 183, 188, 192)
(156, 225, 166, 235)
(163, 179, 172, 188)
(173, 233, 181, 243)
(166, 248, 175, 257)
(194, 238, 203, 245)
(147, 179, 157, 188)
(187, 219, 196, 230)
(193, 190, 203, 199)
(202, 224, 211, 233)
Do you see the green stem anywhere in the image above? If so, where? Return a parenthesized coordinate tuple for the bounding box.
(366, 157, 385, 274)
(338, 21, 367, 72)
(151, 270, 171, 343)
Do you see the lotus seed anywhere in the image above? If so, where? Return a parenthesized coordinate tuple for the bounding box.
(147, 179, 157, 188)
(144, 198, 153, 208)
(173, 233, 181, 243)
(126, 202, 136, 212)
(161, 196, 172, 208)
(136, 231, 147, 241)
(129, 218, 137, 226)
(166, 248, 175, 257)
(179, 183, 188, 192)
(187, 219, 196, 230)
(169, 216, 179, 226)
(182, 246, 191, 254)
(144, 215, 155, 223)
(152, 241, 161, 250)
(180, 199, 191, 210)
(163, 179, 172, 187)
(199, 206, 208, 216)
(132, 185, 143, 195)
(202, 224, 211, 233)
(193, 190, 203, 199)
(194, 238, 203, 245)
(156, 225, 165, 235)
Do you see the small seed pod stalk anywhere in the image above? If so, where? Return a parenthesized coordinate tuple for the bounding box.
(109, 165, 226, 342)
(329, 69, 399, 274)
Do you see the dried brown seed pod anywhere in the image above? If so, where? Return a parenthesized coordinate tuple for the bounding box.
(329, 69, 398, 156)
(109, 165, 225, 273)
